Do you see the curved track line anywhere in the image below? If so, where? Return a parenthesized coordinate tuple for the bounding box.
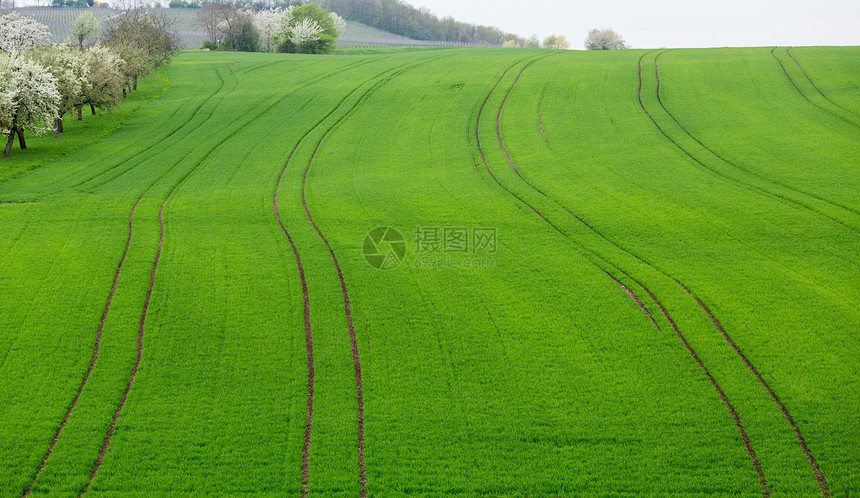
(21, 64, 226, 497)
(786, 48, 860, 119)
(494, 62, 660, 330)
(652, 54, 860, 222)
(22, 196, 141, 497)
(69, 65, 224, 192)
(479, 60, 770, 495)
(273, 125, 315, 498)
(511, 55, 833, 495)
(298, 66, 416, 498)
(293, 55, 443, 497)
(269, 57, 436, 496)
(770, 48, 859, 129)
(638, 54, 858, 234)
(538, 97, 551, 149)
(82, 58, 379, 193)
(78, 66, 227, 496)
(680, 285, 831, 497)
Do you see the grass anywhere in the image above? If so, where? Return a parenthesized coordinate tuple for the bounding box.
(0, 47, 857, 496)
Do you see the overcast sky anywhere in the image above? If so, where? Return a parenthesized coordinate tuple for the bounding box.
(406, 0, 860, 48)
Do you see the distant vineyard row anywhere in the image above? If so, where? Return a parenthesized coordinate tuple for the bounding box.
(4, 7, 495, 49)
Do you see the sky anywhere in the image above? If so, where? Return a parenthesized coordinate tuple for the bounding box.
(406, 0, 860, 49)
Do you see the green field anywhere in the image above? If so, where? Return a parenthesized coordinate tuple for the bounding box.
(0, 47, 858, 496)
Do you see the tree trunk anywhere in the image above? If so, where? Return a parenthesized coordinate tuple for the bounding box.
(78, 105, 83, 121)
(123, 86, 127, 98)
(17, 129, 26, 150)
(90, 103, 96, 116)
(59, 118, 64, 133)
(133, 76, 138, 91)
(54, 118, 61, 139)
(3, 132, 13, 158)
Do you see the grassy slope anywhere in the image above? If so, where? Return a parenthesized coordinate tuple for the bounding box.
(0, 47, 857, 495)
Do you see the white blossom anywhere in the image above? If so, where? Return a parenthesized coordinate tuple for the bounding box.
(0, 12, 51, 55)
(70, 11, 102, 49)
(0, 52, 60, 141)
(330, 12, 345, 37)
(254, 9, 283, 52)
(289, 18, 323, 47)
(585, 29, 628, 50)
(34, 45, 89, 118)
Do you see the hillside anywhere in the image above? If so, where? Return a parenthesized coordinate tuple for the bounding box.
(0, 47, 858, 495)
(6, 7, 467, 49)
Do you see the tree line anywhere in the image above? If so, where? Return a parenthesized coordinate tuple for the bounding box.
(309, 0, 515, 46)
(0, 10, 178, 157)
(197, 3, 343, 53)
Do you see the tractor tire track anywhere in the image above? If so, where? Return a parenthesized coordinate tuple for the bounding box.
(23, 196, 140, 497)
(680, 284, 831, 497)
(274, 56, 441, 497)
(477, 60, 770, 495)
(299, 59, 438, 498)
(638, 54, 858, 234)
(770, 48, 859, 129)
(652, 53, 860, 222)
(81, 58, 378, 193)
(538, 96, 551, 149)
(492, 59, 660, 330)
(640, 58, 844, 492)
(21, 64, 226, 497)
(786, 48, 860, 119)
(77, 64, 252, 495)
(504, 56, 832, 495)
(78, 53, 373, 493)
(69, 65, 225, 192)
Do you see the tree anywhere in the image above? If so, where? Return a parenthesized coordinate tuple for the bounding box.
(70, 11, 101, 49)
(197, 3, 231, 47)
(77, 45, 124, 119)
(228, 12, 260, 52)
(31, 45, 89, 137)
(542, 34, 569, 50)
(109, 41, 151, 93)
(585, 28, 628, 50)
(103, 9, 178, 74)
(524, 35, 540, 48)
(0, 52, 61, 157)
(0, 13, 51, 55)
(276, 4, 341, 54)
(254, 8, 282, 52)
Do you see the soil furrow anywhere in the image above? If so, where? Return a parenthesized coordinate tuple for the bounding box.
(680, 285, 831, 497)
(477, 60, 770, 495)
(22, 64, 226, 497)
(643, 54, 838, 493)
(291, 56, 443, 497)
(22, 197, 141, 497)
(653, 54, 860, 221)
(77, 66, 226, 496)
(770, 48, 859, 129)
(524, 55, 831, 495)
(786, 48, 860, 119)
(272, 127, 315, 498)
(639, 55, 858, 234)
(268, 59, 417, 496)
